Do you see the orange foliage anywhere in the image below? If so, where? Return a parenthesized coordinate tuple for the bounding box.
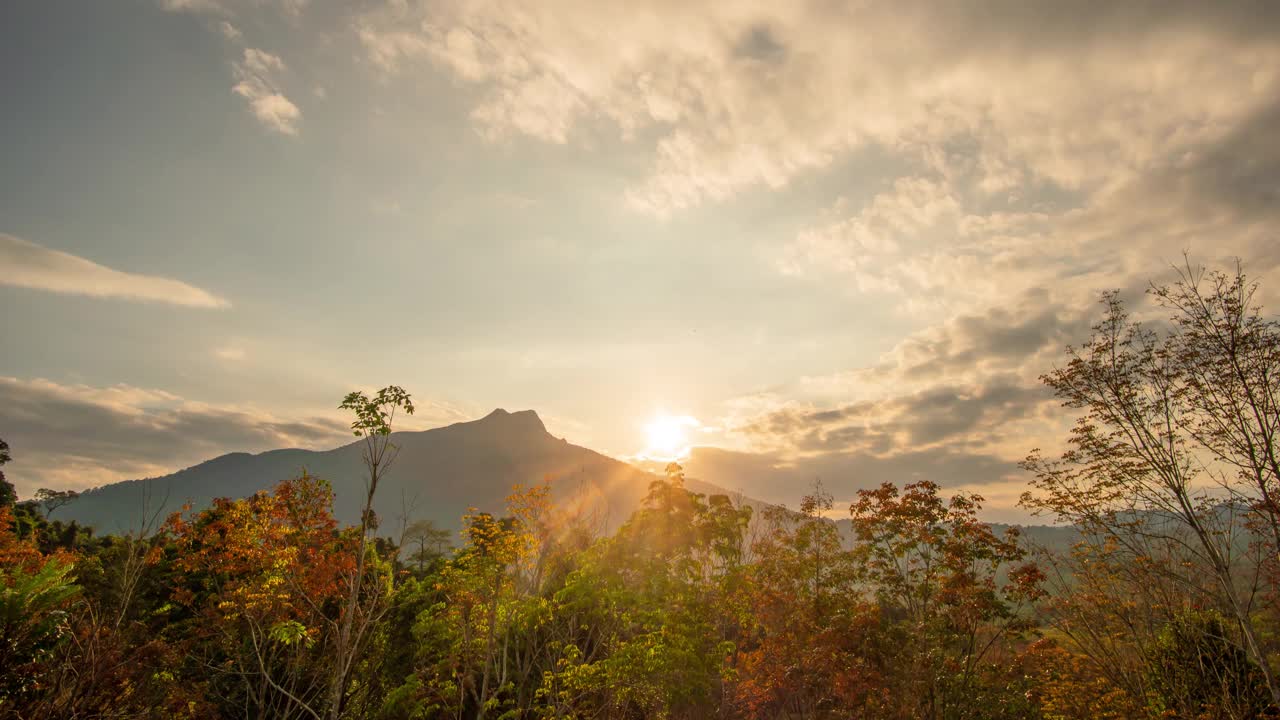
(164, 473, 355, 636)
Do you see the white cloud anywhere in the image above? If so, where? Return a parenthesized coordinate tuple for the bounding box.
(158, 0, 224, 12)
(218, 20, 242, 41)
(0, 234, 228, 308)
(778, 177, 963, 294)
(158, 0, 306, 16)
(232, 47, 301, 135)
(154, 5, 303, 136)
(355, 1, 1280, 215)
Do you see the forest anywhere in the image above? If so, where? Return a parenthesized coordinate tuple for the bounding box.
(2, 263, 1280, 720)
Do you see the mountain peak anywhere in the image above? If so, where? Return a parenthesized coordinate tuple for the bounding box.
(478, 408, 548, 435)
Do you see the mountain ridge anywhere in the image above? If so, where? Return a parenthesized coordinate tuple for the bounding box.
(57, 408, 746, 535)
(56, 407, 1078, 547)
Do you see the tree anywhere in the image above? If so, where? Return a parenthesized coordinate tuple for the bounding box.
(0, 439, 15, 508)
(402, 520, 451, 573)
(1152, 260, 1280, 555)
(1030, 536, 1181, 718)
(32, 489, 79, 519)
(165, 473, 354, 719)
(850, 481, 1044, 720)
(1022, 263, 1280, 706)
(0, 505, 80, 708)
(327, 386, 414, 720)
(731, 482, 874, 719)
(536, 465, 745, 720)
(1146, 610, 1276, 719)
(406, 484, 550, 720)
(1021, 638, 1141, 720)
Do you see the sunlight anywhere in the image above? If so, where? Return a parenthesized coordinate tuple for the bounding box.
(642, 414, 699, 460)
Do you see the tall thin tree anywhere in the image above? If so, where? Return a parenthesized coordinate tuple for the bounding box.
(326, 386, 414, 719)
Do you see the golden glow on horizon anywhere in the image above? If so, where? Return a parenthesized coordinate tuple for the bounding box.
(642, 413, 699, 460)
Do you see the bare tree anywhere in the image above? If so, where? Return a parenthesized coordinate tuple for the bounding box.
(1153, 259, 1280, 554)
(1022, 261, 1280, 705)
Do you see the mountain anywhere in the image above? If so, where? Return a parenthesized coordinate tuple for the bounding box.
(57, 409, 745, 536)
(57, 407, 1082, 553)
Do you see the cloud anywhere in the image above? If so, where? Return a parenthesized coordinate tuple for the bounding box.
(712, 152, 1280, 512)
(777, 92, 1280, 316)
(232, 48, 301, 135)
(730, 376, 1054, 457)
(0, 234, 228, 308)
(876, 289, 1097, 384)
(218, 20, 242, 41)
(691, 286, 1101, 514)
(158, 0, 225, 12)
(355, 1, 1280, 215)
(0, 377, 349, 496)
(0, 377, 472, 497)
(158, 0, 307, 16)
(117, 0, 1280, 520)
(778, 177, 964, 294)
(153, 3, 304, 136)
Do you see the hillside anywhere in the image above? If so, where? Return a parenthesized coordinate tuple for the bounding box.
(58, 408, 748, 535)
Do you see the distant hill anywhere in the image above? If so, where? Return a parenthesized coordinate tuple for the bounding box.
(57, 409, 751, 536)
(830, 518, 1082, 554)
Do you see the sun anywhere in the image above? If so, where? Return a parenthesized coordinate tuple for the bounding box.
(642, 414, 698, 460)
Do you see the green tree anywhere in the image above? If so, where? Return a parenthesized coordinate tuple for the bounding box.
(408, 484, 550, 720)
(0, 439, 15, 508)
(402, 519, 451, 573)
(539, 464, 745, 720)
(0, 559, 80, 704)
(1147, 610, 1275, 720)
(0, 504, 81, 711)
(328, 386, 414, 720)
(32, 489, 78, 519)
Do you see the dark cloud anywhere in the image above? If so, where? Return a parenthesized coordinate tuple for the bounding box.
(890, 379, 1049, 446)
(890, 288, 1095, 381)
(735, 292, 1083, 457)
(1190, 101, 1280, 218)
(716, 288, 1084, 508)
(682, 444, 1022, 506)
(1117, 98, 1280, 268)
(738, 376, 1051, 456)
(734, 24, 786, 64)
(0, 378, 349, 495)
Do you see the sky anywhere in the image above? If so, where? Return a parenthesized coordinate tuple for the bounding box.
(2, 0, 1279, 522)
